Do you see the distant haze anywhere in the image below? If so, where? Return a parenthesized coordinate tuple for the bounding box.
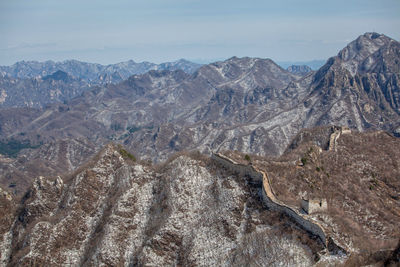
(1, 0, 399, 65)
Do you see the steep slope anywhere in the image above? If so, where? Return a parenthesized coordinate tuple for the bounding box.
(1, 145, 324, 266)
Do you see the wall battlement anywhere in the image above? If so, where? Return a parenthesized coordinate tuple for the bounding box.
(211, 152, 344, 253)
(301, 198, 328, 214)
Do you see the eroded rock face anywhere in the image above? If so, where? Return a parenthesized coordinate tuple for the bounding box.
(2, 145, 319, 266)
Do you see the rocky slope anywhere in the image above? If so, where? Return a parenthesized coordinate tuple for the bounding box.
(1, 144, 325, 266)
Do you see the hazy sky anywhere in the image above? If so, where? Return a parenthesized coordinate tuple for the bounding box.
(1, 0, 399, 65)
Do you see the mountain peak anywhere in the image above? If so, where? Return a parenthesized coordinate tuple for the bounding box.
(320, 32, 398, 76)
(361, 32, 387, 40)
(337, 32, 392, 61)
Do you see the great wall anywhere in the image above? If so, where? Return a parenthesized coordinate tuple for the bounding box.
(211, 152, 345, 254)
(328, 126, 351, 151)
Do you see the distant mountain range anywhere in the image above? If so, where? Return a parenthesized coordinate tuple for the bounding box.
(0, 58, 202, 83)
(0, 58, 319, 109)
(0, 59, 202, 108)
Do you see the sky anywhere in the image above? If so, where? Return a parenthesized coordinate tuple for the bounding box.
(1, 0, 400, 65)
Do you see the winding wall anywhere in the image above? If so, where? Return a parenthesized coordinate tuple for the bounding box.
(211, 153, 329, 247)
